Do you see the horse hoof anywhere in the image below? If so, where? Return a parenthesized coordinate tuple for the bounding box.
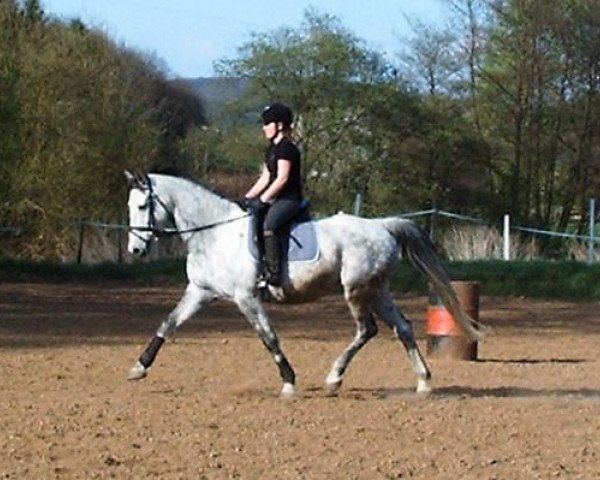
(127, 361, 147, 381)
(280, 383, 297, 398)
(269, 286, 286, 302)
(324, 378, 343, 396)
(416, 378, 431, 395)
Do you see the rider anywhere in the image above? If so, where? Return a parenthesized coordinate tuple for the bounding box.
(244, 103, 304, 287)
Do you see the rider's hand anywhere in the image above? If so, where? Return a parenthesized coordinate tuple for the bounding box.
(233, 198, 250, 210)
(245, 197, 268, 212)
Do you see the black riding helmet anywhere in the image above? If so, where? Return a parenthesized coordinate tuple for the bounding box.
(262, 103, 293, 128)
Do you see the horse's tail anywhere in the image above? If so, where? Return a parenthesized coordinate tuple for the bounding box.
(382, 217, 483, 341)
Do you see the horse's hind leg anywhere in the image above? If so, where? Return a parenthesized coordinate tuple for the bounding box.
(325, 288, 378, 394)
(235, 292, 297, 397)
(372, 288, 431, 394)
(127, 283, 212, 380)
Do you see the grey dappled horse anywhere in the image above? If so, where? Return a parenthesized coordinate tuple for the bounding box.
(124, 171, 481, 396)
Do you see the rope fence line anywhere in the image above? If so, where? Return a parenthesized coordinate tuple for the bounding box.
(79, 220, 128, 231)
(2, 203, 600, 263)
(399, 208, 600, 242)
(397, 207, 600, 264)
(510, 225, 598, 242)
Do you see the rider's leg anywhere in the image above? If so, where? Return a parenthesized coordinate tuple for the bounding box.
(263, 199, 301, 286)
(263, 229, 282, 286)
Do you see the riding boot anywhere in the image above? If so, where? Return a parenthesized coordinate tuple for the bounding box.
(263, 230, 282, 287)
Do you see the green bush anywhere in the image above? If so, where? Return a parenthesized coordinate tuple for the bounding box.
(393, 260, 600, 300)
(0, 257, 186, 285)
(3, 257, 600, 301)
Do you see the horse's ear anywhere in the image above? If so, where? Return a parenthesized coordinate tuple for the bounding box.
(133, 168, 149, 189)
(124, 168, 149, 189)
(124, 170, 135, 187)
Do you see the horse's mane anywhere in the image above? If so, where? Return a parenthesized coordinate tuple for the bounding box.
(193, 178, 234, 202)
(147, 167, 234, 202)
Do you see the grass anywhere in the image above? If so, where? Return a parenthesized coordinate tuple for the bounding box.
(2, 257, 600, 300)
(392, 260, 600, 301)
(0, 257, 187, 285)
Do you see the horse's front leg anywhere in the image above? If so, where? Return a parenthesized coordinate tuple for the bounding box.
(127, 283, 212, 380)
(234, 291, 297, 397)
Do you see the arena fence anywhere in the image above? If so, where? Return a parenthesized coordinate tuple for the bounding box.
(395, 200, 599, 265)
(2, 198, 599, 264)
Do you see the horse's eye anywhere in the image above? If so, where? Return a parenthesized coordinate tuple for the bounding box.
(138, 205, 146, 211)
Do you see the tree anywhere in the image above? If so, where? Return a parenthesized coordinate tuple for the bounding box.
(476, 0, 600, 234)
(394, 5, 494, 215)
(444, 0, 489, 131)
(397, 18, 461, 96)
(0, 0, 21, 212)
(549, 0, 600, 234)
(0, 6, 207, 259)
(21, 0, 44, 26)
(216, 9, 403, 213)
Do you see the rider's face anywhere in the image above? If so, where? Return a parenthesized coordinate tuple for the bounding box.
(262, 121, 277, 139)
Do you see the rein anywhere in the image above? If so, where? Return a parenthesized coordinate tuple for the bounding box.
(129, 213, 250, 237)
(128, 179, 249, 240)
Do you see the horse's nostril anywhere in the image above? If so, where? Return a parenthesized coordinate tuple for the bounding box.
(133, 247, 141, 255)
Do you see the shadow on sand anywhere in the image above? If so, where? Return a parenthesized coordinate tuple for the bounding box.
(339, 384, 600, 401)
(475, 357, 585, 364)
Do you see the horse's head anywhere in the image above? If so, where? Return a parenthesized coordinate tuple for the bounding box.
(124, 169, 172, 257)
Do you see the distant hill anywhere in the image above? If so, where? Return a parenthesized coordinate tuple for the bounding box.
(181, 77, 251, 120)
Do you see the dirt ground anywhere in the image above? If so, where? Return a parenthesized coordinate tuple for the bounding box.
(2, 280, 600, 479)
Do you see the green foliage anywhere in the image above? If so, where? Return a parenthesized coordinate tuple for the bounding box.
(191, 2, 600, 232)
(394, 260, 600, 300)
(451, 260, 600, 300)
(178, 124, 264, 177)
(4, 256, 600, 300)
(0, 0, 21, 210)
(216, 9, 411, 213)
(13, 25, 159, 257)
(0, 3, 207, 259)
(397, 18, 460, 96)
(477, 0, 600, 230)
(210, 7, 506, 218)
(0, 257, 186, 284)
(2, 1, 600, 264)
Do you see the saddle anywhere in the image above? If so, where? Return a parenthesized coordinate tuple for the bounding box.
(247, 201, 319, 263)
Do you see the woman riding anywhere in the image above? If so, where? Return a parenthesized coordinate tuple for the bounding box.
(244, 103, 304, 287)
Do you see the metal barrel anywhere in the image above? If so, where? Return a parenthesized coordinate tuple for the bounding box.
(426, 281, 480, 360)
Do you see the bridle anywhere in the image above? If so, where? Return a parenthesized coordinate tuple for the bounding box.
(127, 182, 174, 245)
(128, 179, 249, 246)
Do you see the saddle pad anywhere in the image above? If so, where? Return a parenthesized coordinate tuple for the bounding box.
(248, 220, 320, 263)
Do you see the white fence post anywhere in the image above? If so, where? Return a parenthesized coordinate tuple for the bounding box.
(353, 192, 362, 217)
(503, 214, 510, 261)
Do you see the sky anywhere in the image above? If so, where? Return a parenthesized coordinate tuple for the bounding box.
(40, 0, 449, 79)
